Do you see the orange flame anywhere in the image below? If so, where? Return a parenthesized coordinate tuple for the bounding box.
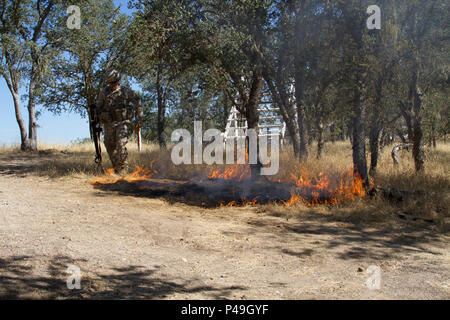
(284, 169, 367, 206)
(209, 163, 251, 182)
(92, 156, 368, 208)
(209, 160, 368, 206)
(209, 146, 251, 181)
(91, 161, 157, 186)
(286, 192, 302, 207)
(217, 196, 259, 208)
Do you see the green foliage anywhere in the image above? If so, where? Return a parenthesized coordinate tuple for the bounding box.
(4, 0, 447, 157)
(37, 0, 129, 116)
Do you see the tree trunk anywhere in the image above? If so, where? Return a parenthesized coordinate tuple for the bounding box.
(369, 76, 386, 177)
(156, 63, 166, 149)
(330, 123, 336, 144)
(245, 71, 264, 179)
(294, 72, 308, 161)
(410, 61, 425, 172)
(317, 122, 324, 159)
(307, 127, 314, 146)
(27, 65, 38, 152)
(222, 93, 229, 131)
(289, 125, 301, 158)
(379, 128, 386, 151)
(342, 121, 348, 141)
(348, 121, 354, 145)
(339, 123, 346, 141)
(12, 92, 31, 151)
(351, 73, 369, 189)
(2, 1, 53, 152)
(369, 119, 381, 177)
(431, 123, 437, 148)
(27, 101, 38, 152)
(412, 115, 424, 172)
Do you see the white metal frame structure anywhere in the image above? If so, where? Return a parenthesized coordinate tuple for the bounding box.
(223, 102, 287, 147)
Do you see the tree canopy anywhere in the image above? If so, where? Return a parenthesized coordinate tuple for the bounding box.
(1, 0, 448, 177)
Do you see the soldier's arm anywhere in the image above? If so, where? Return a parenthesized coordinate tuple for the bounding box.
(96, 89, 105, 109)
(96, 90, 105, 108)
(95, 89, 109, 123)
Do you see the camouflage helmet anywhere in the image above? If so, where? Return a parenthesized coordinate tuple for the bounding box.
(105, 69, 121, 84)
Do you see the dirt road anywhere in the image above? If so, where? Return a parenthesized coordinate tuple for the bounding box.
(0, 156, 449, 299)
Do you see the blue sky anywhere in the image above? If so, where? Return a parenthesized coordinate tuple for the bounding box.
(0, 0, 133, 145)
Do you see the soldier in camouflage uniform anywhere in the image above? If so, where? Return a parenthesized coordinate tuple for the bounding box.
(96, 69, 143, 174)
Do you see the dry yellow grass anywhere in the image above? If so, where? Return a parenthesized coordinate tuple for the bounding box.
(267, 140, 449, 229)
(1, 138, 448, 229)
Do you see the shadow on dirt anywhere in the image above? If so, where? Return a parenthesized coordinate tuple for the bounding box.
(90, 178, 448, 263)
(0, 255, 245, 299)
(243, 212, 445, 261)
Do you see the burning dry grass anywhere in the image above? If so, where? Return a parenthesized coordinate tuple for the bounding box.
(1, 139, 449, 229)
(270, 142, 449, 230)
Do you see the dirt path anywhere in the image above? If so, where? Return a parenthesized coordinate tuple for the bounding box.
(0, 156, 449, 299)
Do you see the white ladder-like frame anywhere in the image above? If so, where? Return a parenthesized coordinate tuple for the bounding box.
(223, 104, 287, 145)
